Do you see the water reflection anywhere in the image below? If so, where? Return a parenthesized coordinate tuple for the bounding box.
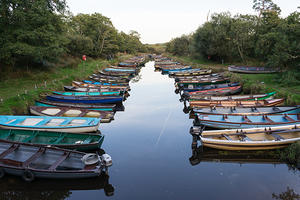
(0, 172, 114, 199)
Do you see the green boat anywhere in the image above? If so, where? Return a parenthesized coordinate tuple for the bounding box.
(0, 129, 104, 151)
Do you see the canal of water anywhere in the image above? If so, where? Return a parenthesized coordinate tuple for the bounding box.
(3, 61, 300, 199)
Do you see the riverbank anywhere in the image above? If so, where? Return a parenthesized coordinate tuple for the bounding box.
(166, 54, 300, 105)
(0, 54, 132, 114)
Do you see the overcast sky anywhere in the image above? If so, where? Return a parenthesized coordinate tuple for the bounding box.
(67, 0, 299, 44)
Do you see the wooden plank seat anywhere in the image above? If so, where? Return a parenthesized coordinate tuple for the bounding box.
(222, 134, 233, 141)
(243, 116, 252, 123)
(0, 144, 20, 159)
(284, 114, 296, 122)
(48, 152, 71, 171)
(22, 147, 46, 167)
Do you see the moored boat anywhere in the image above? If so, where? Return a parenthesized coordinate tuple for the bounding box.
(194, 113, 300, 129)
(46, 94, 123, 104)
(183, 85, 242, 96)
(169, 69, 212, 76)
(30, 106, 114, 123)
(181, 82, 240, 92)
(188, 92, 276, 101)
(189, 98, 284, 108)
(72, 81, 130, 91)
(0, 129, 104, 150)
(191, 124, 300, 150)
(0, 140, 112, 181)
(35, 99, 117, 112)
(0, 115, 101, 133)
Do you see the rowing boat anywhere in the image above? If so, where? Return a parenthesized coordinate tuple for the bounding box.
(0, 115, 101, 133)
(64, 86, 127, 95)
(30, 106, 114, 123)
(72, 81, 130, 91)
(35, 100, 117, 111)
(191, 124, 300, 150)
(188, 92, 276, 101)
(184, 86, 242, 96)
(189, 98, 284, 108)
(82, 80, 129, 86)
(46, 95, 124, 104)
(176, 78, 229, 87)
(192, 106, 300, 116)
(228, 65, 279, 74)
(174, 73, 224, 82)
(169, 69, 212, 76)
(103, 67, 136, 74)
(181, 82, 240, 92)
(194, 113, 300, 129)
(161, 66, 192, 73)
(0, 140, 111, 181)
(0, 129, 104, 150)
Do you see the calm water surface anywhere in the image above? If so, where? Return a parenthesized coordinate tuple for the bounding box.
(4, 61, 300, 199)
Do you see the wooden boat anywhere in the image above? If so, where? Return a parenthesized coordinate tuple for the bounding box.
(169, 69, 212, 76)
(228, 65, 279, 74)
(191, 124, 300, 150)
(82, 80, 129, 87)
(194, 113, 300, 129)
(64, 86, 127, 95)
(0, 140, 112, 181)
(189, 98, 284, 108)
(174, 73, 224, 82)
(53, 91, 122, 97)
(98, 70, 134, 77)
(119, 62, 137, 67)
(192, 106, 300, 116)
(184, 86, 242, 96)
(46, 95, 123, 104)
(161, 66, 192, 73)
(89, 75, 129, 83)
(103, 67, 136, 74)
(72, 81, 130, 91)
(0, 115, 101, 133)
(155, 64, 183, 70)
(181, 82, 240, 92)
(35, 100, 117, 112)
(0, 129, 104, 151)
(188, 92, 276, 101)
(90, 73, 130, 81)
(30, 106, 114, 123)
(176, 78, 229, 87)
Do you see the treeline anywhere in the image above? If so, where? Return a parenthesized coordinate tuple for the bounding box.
(166, 0, 300, 69)
(0, 0, 147, 70)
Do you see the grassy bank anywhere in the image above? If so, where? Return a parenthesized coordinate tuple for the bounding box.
(167, 55, 300, 105)
(0, 54, 131, 114)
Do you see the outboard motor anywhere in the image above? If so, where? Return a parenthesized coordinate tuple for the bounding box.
(101, 154, 113, 167)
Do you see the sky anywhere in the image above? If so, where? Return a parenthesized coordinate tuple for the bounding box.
(66, 0, 299, 44)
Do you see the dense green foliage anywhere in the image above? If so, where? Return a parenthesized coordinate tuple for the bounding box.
(166, 1, 300, 69)
(0, 0, 147, 72)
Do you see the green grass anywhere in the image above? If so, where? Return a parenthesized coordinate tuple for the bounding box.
(0, 55, 129, 114)
(168, 55, 300, 105)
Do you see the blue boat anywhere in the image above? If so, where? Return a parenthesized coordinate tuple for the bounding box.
(82, 80, 128, 86)
(194, 113, 300, 129)
(47, 95, 123, 104)
(161, 66, 192, 73)
(183, 82, 240, 92)
(53, 91, 121, 96)
(0, 115, 101, 133)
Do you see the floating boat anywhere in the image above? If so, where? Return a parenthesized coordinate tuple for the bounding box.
(64, 86, 127, 95)
(156, 64, 184, 70)
(119, 62, 137, 67)
(192, 106, 300, 116)
(181, 82, 240, 92)
(35, 100, 116, 112)
(89, 75, 129, 83)
(72, 81, 130, 91)
(185, 86, 242, 96)
(174, 73, 224, 82)
(30, 106, 114, 123)
(98, 70, 134, 77)
(46, 95, 123, 104)
(188, 92, 276, 101)
(161, 66, 192, 73)
(0, 129, 104, 151)
(82, 80, 129, 87)
(169, 69, 212, 76)
(90, 73, 130, 81)
(0, 115, 101, 133)
(176, 78, 229, 87)
(228, 65, 279, 74)
(194, 113, 300, 128)
(53, 91, 122, 97)
(191, 124, 300, 150)
(0, 140, 112, 181)
(189, 98, 284, 108)
(103, 67, 136, 74)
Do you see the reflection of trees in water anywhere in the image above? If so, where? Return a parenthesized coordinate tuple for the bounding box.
(0, 190, 71, 200)
(272, 187, 300, 200)
(131, 74, 142, 83)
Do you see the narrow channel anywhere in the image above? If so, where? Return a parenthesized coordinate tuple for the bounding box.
(69, 61, 300, 199)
